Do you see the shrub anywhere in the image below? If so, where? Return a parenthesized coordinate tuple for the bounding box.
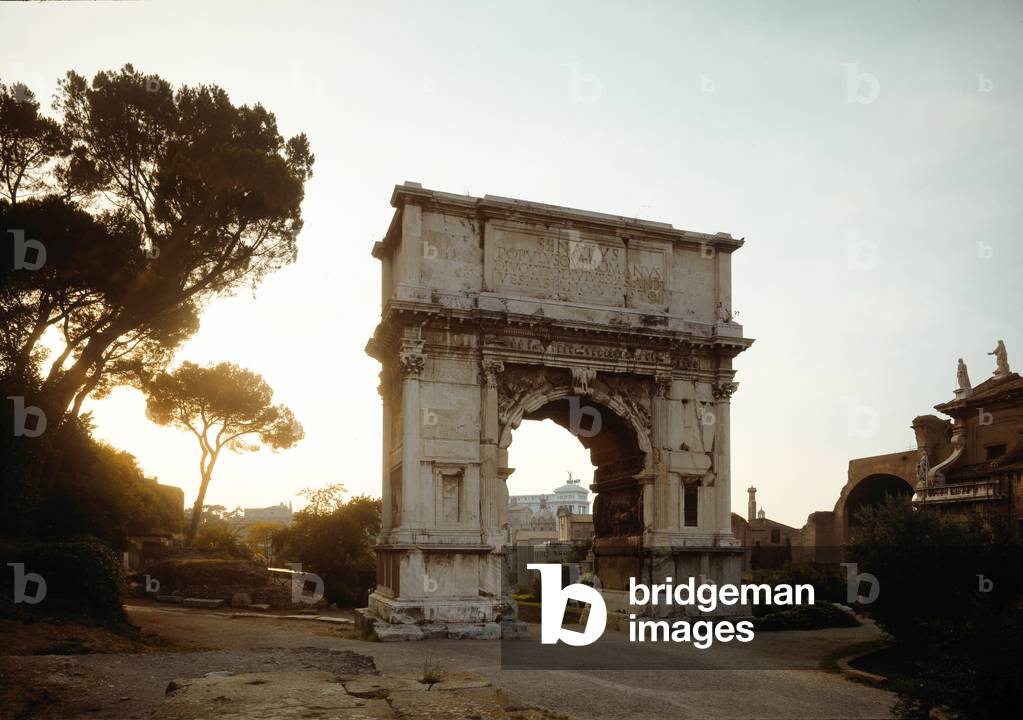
(273, 491, 380, 607)
(191, 524, 253, 560)
(849, 495, 1023, 645)
(751, 563, 847, 607)
(849, 496, 1023, 718)
(753, 602, 859, 631)
(0, 537, 126, 625)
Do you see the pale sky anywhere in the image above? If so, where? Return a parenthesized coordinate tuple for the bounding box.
(4, 1, 1021, 528)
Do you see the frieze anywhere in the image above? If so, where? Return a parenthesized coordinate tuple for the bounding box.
(501, 335, 663, 364)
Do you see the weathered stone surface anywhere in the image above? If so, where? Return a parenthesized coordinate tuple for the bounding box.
(388, 686, 533, 720)
(343, 674, 427, 698)
(429, 672, 493, 691)
(153, 671, 392, 720)
(229, 592, 251, 608)
(354, 607, 378, 636)
(446, 622, 501, 640)
(182, 597, 224, 609)
(500, 620, 531, 640)
(365, 184, 753, 627)
(420, 622, 449, 639)
(374, 622, 424, 642)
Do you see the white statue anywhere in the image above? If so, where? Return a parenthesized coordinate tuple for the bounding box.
(916, 450, 930, 488)
(989, 340, 1010, 377)
(956, 358, 971, 391)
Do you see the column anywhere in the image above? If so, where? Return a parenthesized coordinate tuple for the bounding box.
(712, 381, 737, 535)
(479, 358, 504, 546)
(652, 373, 672, 532)
(379, 370, 392, 531)
(399, 339, 425, 531)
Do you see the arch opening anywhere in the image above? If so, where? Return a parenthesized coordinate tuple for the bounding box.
(504, 396, 647, 542)
(845, 473, 914, 535)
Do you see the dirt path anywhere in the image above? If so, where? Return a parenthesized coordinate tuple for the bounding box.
(1, 600, 897, 719)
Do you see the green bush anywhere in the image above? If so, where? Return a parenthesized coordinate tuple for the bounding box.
(752, 602, 859, 631)
(751, 563, 847, 607)
(273, 492, 380, 608)
(141, 557, 269, 591)
(849, 496, 1023, 719)
(191, 524, 253, 560)
(1, 537, 126, 625)
(849, 496, 1023, 645)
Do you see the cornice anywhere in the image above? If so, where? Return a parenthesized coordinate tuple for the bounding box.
(373, 181, 746, 257)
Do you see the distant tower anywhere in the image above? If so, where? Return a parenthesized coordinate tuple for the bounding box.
(757, 508, 766, 520)
(747, 486, 757, 522)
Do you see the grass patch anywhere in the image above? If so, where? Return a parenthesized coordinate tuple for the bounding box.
(0, 617, 205, 656)
(420, 658, 445, 684)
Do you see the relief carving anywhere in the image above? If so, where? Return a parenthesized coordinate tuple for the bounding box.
(593, 486, 643, 537)
(497, 367, 552, 426)
(600, 375, 652, 433)
(571, 367, 597, 395)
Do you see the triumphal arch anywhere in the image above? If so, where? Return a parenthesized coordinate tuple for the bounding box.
(365, 182, 753, 631)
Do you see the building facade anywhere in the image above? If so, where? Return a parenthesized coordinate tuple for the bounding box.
(799, 343, 1023, 557)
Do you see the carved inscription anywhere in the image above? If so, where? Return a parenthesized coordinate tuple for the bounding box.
(491, 232, 665, 305)
(503, 336, 663, 363)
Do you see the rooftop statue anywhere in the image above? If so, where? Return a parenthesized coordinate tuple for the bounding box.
(957, 358, 972, 391)
(989, 340, 1010, 378)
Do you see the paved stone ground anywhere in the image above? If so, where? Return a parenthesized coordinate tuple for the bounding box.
(0, 600, 897, 719)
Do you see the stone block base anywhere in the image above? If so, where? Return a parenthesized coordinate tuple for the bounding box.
(367, 591, 500, 624)
(357, 607, 527, 641)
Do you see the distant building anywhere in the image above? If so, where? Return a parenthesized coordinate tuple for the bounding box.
(797, 344, 1023, 560)
(557, 505, 594, 543)
(507, 474, 591, 543)
(509, 474, 590, 515)
(731, 487, 800, 571)
(243, 502, 294, 526)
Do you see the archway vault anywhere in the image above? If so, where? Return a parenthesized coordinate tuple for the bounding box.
(364, 182, 753, 626)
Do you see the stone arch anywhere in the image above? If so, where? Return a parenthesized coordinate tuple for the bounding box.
(497, 383, 652, 474)
(832, 450, 919, 545)
(844, 473, 914, 525)
(364, 182, 753, 627)
(498, 380, 652, 542)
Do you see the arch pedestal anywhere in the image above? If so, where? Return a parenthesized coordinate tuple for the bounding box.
(365, 184, 753, 629)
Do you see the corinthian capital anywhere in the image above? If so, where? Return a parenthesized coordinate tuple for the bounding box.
(480, 358, 505, 387)
(399, 339, 426, 377)
(712, 381, 738, 400)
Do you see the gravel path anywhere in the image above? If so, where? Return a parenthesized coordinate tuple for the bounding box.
(0, 600, 897, 719)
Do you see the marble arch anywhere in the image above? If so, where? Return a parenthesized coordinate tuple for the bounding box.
(364, 182, 754, 631)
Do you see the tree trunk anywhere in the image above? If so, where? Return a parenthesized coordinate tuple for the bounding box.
(38, 322, 124, 427)
(186, 472, 213, 545)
